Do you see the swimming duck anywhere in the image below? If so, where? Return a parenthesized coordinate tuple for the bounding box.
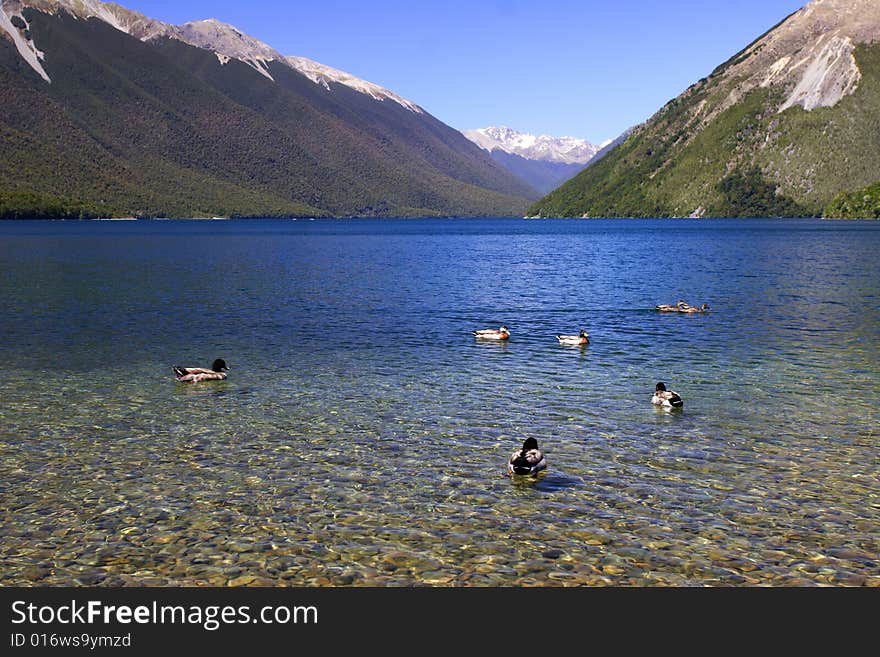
(473, 326, 510, 340)
(172, 358, 229, 383)
(507, 437, 547, 476)
(656, 300, 688, 312)
(556, 329, 589, 346)
(652, 381, 683, 408)
(681, 303, 710, 313)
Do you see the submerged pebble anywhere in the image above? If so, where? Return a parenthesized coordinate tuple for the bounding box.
(1, 219, 878, 587)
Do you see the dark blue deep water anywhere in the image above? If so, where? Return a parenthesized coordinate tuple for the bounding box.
(1, 217, 878, 586)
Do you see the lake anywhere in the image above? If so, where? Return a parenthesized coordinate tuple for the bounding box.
(0, 217, 877, 586)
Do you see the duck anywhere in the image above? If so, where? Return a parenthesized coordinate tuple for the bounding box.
(473, 325, 510, 340)
(652, 381, 683, 408)
(556, 329, 589, 346)
(681, 303, 710, 313)
(656, 300, 688, 312)
(507, 437, 547, 476)
(172, 358, 229, 383)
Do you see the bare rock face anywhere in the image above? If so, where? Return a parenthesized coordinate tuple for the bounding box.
(0, 0, 50, 81)
(174, 19, 282, 81)
(285, 56, 424, 113)
(1, 0, 537, 218)
(528, 0, 880, 219)
(727, 0, 880, 114)
(6, 0, 168, 38)
(776, 34, 861, 112)
(2, 0, 426, 113)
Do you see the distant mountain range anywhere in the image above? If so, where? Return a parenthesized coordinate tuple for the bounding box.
(529, 0, 880, 219)
(0, 0, 538, 218)
(463, 126, 606, 194)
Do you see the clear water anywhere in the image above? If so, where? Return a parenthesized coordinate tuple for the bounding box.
(0, 217, 877, 586)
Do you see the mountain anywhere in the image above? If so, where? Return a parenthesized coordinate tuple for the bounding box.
(583, 127, 634, 168)
(529, 0, 880, 219)
(463, 126, 605, 194)
(0, 0, 537, 218)
(464, 126, 603, 164)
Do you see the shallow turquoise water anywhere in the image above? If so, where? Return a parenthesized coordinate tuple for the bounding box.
(0, 217, 878, 586)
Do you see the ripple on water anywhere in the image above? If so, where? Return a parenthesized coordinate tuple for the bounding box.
(0, 218, 878, 586)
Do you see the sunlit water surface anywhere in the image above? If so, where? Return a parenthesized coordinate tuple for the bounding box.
(0, 218, 877, 586)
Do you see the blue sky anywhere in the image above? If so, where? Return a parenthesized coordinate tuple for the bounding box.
(123, 0, 807, 143)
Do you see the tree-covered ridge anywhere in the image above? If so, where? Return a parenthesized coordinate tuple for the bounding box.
(0, 9, 534, 219)
(825, 182, 880, 218)
(528, 42, 880, 219)
(0, 190, 111, 219)
(715, 167, 813, 218)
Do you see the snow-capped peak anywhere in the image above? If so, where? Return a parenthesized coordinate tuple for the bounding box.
(286, 56, 422, 113)
(462, 126, 602, 164)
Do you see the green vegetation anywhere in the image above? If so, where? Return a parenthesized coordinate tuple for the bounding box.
(1, 9, 532, 219)
(529, 41, 880, 219)
(824, 182, 880, 218)
(715, 167, 812, 217)
(0, 190, 111, 219)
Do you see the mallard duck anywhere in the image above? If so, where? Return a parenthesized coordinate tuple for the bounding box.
(507, 437, 547, 476)
(681, 303, 710, 313)
(173, 358, 229, 383)
(652, 382, 683, 408)
(556, 329, 589, 346)
(473, 325, 510, 340)
(656, 300, 688, 312)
